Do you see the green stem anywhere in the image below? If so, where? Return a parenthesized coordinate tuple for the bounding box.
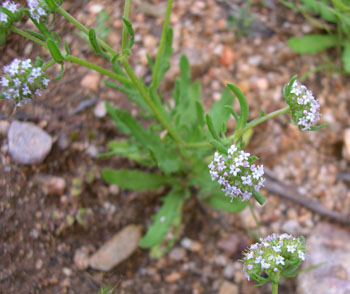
(66, 55, 132, 86)
(56, 6, 116, 56)
(121, 0, 131, 51)
(183, 105, 291, 149)
(231, 105, 290, 141)
(248, 202, 262, 238)
(11, 26, 47, 47)
(121, 59, 184, 144)
(272, 283, 278, 294)
(42, 59, 56, 71)
(151, 0, 173, 89)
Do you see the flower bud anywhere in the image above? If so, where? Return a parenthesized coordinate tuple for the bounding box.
(242, 233, 306, 283)
(1, 58, 50, 106)
(208, 144, 265, 202)
(284, 79, 321, 131)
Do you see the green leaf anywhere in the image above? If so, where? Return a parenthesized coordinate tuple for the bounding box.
(53, 64, 65, 81)
(288, 35, 338, 54)
(195, 101, 205, 127)
(88, 28, 109, 58)
(252, 190, 266, 205)
(0, 28, 8, 47)
(156, 27, 173, 87)
(206, 114, 221, 141)
(140, 188, 185, 248)
(46, 38, 64, 63)
(102, 169, 171, 191)
(208, 88, 235, 134)
(309, 122, 328, 131)
(122, 16, 135, 51)
(205, 190, 248, 213)
(227, 83, 249, 131)
(105, 102, 131, 135)
(209, 139, 227, 154)
(342, 42, 350, 72)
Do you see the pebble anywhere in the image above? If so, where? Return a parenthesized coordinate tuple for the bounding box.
(219, 45, 235, 66)
(165, 272, 182, 283)
(57, 132, 69, 150)
(81, 72, 100, 91)
(343, 129, 350, 161)
(0, 120, 10, 136)
(297, 223, 350, 294)
(181, 238, 202, 252)
(219, 281, 238, 294)
(217, 234, 241, 255)
(37, 175, 66, 196)
(89, 3, 104, 14)
(74, 247, 91, 270)
(281, 219, 303, 236)
(86, 144, 99, 158)
(8, 121, 52, 165)
(94, 100, 107, 118)
(62, 267, 72, 277)
(89, 225, 142, 271)
(223, 264, 236, 279)
(108, 184, 120, 195)
(169, 247, 185, 261)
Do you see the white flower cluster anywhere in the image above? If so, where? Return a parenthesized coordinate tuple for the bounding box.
(208, 144, 265, 202)
(0, 1, 19, 24)
(1, 58, 50, 106)
(242, 233, 306, 282)
(288, 80, 321, 131)
(27, 0, 48, 22)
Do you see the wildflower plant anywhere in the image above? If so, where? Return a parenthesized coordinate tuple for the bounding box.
(242, 233, 306, 294)
(0, 0, 325, 270)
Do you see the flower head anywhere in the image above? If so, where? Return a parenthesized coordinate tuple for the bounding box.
(208, 144, 264, 202)
(0, 1, 20, 25)
(1, 58, 50, 106)
(27, 0, 48, 22)
(284, 79, 321, 131)
(242, 234, 306, 284)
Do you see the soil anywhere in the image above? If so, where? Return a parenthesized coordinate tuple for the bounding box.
(1, 1, 349, 294)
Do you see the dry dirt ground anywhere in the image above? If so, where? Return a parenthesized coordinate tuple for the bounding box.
(1, 0, 349, 293)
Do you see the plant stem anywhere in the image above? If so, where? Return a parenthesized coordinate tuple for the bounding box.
(11, 26, 47, 48)
(248, 202, 262, 238)
(65, 55, 132, 86)
(183, 105, 291, 149)
(42, 59, 56, 71)
(231, 105, 290, 141)
(151, 0, 173, 89)
(121, 59, 184, 144)
(272, 283, 278, 294)
(121, 0, 131, 51)
(56, 6, 116, 56)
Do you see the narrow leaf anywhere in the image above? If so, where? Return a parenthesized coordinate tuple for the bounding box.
(140, 188, 185, 248)
(46, 39, 64, 63)
(227, 83, 249, 131)
(288, 35, 338, 54)
(342, 42, 350, 73)
(102, 169, 171, 190)
(209, 139, 227, 154)
(88, 28, 109, 58)
(206, 114, 221, 141)
(205, 190, 248, 213)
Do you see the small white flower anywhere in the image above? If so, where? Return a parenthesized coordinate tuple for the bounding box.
(228, 144, 237, 155)
(246, 251, 254, 260)
(286, 245, 296, 253)
(261, 259, 270, 269)
(298, 250, 305, 261)
(275, 255, 285, 265)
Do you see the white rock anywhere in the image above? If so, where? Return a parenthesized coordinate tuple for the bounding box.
(89, 225, 142, 271)
(8, 121, 52, 165)
(94, 101, 107, 118)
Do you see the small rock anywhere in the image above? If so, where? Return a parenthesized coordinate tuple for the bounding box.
(343, 129, 350, 161)
(81, 72, 100, 91)
(36, 259, 43, 270)
(0, 120, 10, 136)
(37, 175, 66, 196)
(297, 223, 350, 294)
(219, 281, 238, 294)
(89, 225, 142, 271)
(86, 144, 99, 158)
(217, 234, 241, 255)
(219, 45, 235, 66)
(57, 132, 69, 150)
(181, 237, 202, 252)
(108, 184, 120, 195)
(62, 267, 72, 277)
(169, 247, 185, 261)
(8, 121, 52, 165)
(281, 219, 303, 236)
(223, 264, 236, 279)
(165, 272, 182, 283)
(94, 100, 107, 118)
(74, 247, 91, 270)
(89, 3, 103, 14)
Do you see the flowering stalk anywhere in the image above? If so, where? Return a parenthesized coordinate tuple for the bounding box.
(242, 233, 306, 293)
